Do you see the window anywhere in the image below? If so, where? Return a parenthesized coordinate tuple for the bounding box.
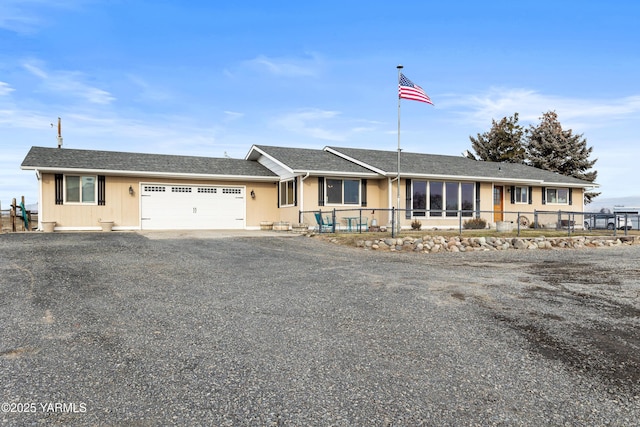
(546, 188, 568, 204)
(429, 182, 443, 217)
(412, 181, 475, 217)
(279, 179, 296, 206)
(65, 175, 96, 204)
(514, 186, 528, 204)
(445, 182, 458, 217)
(326, 178, 360, 205)
(413, 181, 427, 216)
(460, 183, 474, 217)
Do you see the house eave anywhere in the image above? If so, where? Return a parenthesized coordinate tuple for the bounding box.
(292, 169, 380, 178)
(20, 166, 278, 182)
(391, 172, 593, 188)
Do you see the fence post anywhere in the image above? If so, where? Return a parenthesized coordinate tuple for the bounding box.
(332, 209, 336, 233)
(359, 208, 362, 234)
(517, 211, 521, 236)
(11, 198, 16, 232)
(318, 208, 322, 233)
(534, 210, 538, 229)
(459, 212, 462, 236)
(391, 207, 396, 238)
(625, 213, 629, 236)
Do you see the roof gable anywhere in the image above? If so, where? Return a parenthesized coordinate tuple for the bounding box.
(246, 145, 377, 176)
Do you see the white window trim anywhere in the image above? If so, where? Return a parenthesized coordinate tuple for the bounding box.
(325, 178, 361, 206)
(514, 186, 529, 204)
(546, 187, 569, 205)
(279, 179, 295, 207)
(64, 175, 98, 205)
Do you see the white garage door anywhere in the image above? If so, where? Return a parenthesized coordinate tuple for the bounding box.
(140, 184, 245, 230)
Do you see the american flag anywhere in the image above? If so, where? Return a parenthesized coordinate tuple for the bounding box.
(399, 73, 433, 105)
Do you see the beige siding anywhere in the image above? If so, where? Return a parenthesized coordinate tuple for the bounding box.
(39, 171, 587, 231)
(40, 173, 278, 229)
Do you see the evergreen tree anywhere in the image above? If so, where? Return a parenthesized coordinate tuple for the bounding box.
(526, 111, 599, 203)
(468, 113, 526, 163)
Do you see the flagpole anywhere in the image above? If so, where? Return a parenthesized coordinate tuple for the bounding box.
(396, 64, 403, 234)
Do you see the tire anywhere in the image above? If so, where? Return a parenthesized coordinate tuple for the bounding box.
(607, 223, 615, 230)
(583, 222, 590, 231)
(518, 215, 530, 227)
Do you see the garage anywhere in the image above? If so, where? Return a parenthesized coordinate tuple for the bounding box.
(141, 184, 245, 230)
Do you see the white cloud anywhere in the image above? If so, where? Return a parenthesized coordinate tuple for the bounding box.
(270, 109, 382, 142)
(0, 82, 15, 96)
(271, 109, 346, 141)
(245, 53, 323, 77)
(23, 62, 116, 105)
(447, 87, 640, 130)
(0, 0, 90, 34)
(126, 74, 172, 102)
(223, 111, 244, 122)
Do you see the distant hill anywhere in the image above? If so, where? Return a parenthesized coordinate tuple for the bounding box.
(587, 196, 640, 212)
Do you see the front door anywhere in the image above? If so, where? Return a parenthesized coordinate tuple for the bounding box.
(493, 186, 504, 222)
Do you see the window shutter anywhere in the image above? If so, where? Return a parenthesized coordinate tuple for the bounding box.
(55, 174, 64, 205)
(318, 177, 325, 206)
(293, 177, 298, 207)
(528, 186, 533, 205)
(542, 187, 546, 205)
(98, 175, 106, 206)
(475, 182, 481, 217)
(510, 186, 515, 204)
(361, 179, 367, 207)
(568, 188, 573, 205)
(405, 179, 412, 219)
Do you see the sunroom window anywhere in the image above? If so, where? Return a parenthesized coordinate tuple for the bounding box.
(413, 181, 474, 217)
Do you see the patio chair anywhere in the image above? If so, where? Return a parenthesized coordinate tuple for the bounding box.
(356, 216, 368, 232)
(314, 213, 335, 232)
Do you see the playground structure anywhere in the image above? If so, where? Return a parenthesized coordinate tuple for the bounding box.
(0, 197, 36, 232)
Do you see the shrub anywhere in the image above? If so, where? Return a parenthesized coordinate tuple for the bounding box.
(463, 217, 487, 229)
(411, 219, 422, 230)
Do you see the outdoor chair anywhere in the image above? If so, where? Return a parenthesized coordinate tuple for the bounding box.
(314, 213, 336, 232)
(356, 217, 368, 232)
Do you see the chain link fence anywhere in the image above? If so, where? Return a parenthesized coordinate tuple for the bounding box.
(299, 208, 639, 238)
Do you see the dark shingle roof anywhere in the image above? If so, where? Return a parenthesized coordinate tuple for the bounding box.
(21, 146, 277, 178)
(327, 146, 594, 186)
(250, 145, 377, 175)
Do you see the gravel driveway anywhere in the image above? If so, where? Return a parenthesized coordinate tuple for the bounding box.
(1, 232, 639, 425)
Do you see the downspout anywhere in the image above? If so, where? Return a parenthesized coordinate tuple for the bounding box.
(35, 169, 42, 230)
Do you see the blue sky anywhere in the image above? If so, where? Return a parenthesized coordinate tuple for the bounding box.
(2, 0, 639, 208)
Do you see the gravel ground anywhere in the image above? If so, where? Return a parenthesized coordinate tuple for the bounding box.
(1, 231, 639, 426)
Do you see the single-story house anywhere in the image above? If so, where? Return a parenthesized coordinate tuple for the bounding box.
(21, 144, 597, 231)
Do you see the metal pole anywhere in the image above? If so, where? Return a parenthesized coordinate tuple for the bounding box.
(391, 207, 396, 238)
(396, 64, 403, 235)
